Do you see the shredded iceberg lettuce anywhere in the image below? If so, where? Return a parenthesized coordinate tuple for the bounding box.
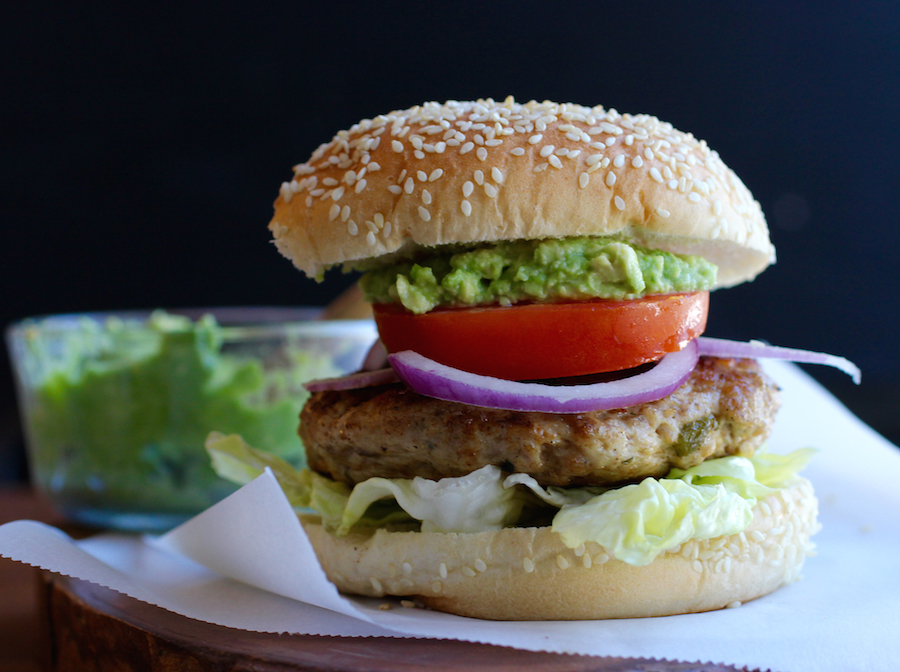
(206, 432, 523, 533)
(206, 432, 814, 567)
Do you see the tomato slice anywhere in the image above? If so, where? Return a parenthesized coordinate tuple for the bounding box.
(373, 292, 709, 381)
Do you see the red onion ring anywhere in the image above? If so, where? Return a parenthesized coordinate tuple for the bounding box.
(696, 337, 861, 384)
(304, 367, 399, 392)
(387, 341, 700, 414)
(361, 339, 388, 371)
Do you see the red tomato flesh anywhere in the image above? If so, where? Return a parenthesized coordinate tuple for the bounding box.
(373, 292, 709, 381)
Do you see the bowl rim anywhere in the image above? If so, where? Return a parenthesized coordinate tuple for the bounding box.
(6, 306, 378, 341)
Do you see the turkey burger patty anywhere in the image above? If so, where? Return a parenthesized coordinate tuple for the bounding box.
(301, 356, 780, 488)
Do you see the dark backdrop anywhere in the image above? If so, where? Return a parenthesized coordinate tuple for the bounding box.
(2, 1, 898, 481)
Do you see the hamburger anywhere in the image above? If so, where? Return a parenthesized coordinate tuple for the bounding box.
(211, 98, 857, 620)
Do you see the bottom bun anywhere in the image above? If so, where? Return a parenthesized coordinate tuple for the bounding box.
(302, 477, 819, 620)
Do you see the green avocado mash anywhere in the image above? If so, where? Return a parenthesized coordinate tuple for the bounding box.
(358, 237, 717, 314)
(18, 311, 342, 529)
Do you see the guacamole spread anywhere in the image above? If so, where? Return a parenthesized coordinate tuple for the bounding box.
(359, 237, 717, 314)
(21, 311, 339, 527)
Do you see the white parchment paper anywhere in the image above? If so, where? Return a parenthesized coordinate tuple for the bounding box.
(2, 360, 899, 672)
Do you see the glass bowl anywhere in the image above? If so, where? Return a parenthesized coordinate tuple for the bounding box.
(6, 307, 377, 531)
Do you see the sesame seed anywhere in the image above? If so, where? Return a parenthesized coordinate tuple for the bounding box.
(402, 562, 412, 575)
(644, 147, 654, 160)
(414, 150, 425, 159)
(485, 139, 502, 147)
(689, 192, 701, 202)
(354, 180, 366, 194)
(474, 559, 487, 572)
(341, 205, 350, 221)
(388, 184, 402, 195)
(432, 580, 442, 593)
(422, 189, 432, 204)
(594, 553, 609, 565)
(476, 147, 488, 161)
(439, 562, 448, 579)
(692, 560, 703, 573)
(548, 155, 563, 169)
(614, 195, 625, 210)
(556, 555, 569, 570)
(418, 206, 431, 221)
(650, 167, 664, 183)
(370, 577, 383, 594)
(463, 181, 474, 197)
(613, 154, 625, 168)
(484, 183, 498, 197)
(305, 195, 313, 207)
(582, 554, 592, 568)
(474, 170, 484, 185)
(668, 179, 679, 190)
(511, 147, 526, 156)
(579, 172, 590, 189)
(726, 601, 742, 609)
(656, 208, 670, 218)
(328, 204, 341, 221)
(461, 200, 472, 217)
(462, 566, 476, 577)
(586, 154, 604, 166)
(392, 141, 404, 153)
(523, 557, 535, 573)
(404, 177, 414, 194)
(491, 167, 504, 182)
(429, 169, 443, 181)
(366, 231, 376, 245)
(606, 172, 617, 186)
(460, 142, 474, 154)
(367, 162, 381, 172)
(632, 156, 644, 168)
(322, 177, 338, 187)
(384, 221, 392, 236)
(348, 220, 358, 235)
(417, 170, 428, 182)
(528, 134, 543, 144)
(539, 145, 555, 158)
(714, 200, 723, 215)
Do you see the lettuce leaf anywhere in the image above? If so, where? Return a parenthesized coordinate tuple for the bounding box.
(340, 465, 524, 534)
(206, 432, 523, 533)
(206, 432, 813, 567)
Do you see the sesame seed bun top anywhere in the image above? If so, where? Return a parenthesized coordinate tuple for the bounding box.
(269, 97, 774, 286)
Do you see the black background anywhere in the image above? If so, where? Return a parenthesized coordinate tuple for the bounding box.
(2, 1, 898, 481)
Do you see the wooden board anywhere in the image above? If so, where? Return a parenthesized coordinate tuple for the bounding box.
(40, 573, 761, 672)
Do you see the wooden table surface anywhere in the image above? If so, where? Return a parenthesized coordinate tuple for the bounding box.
(0, 487, 63, 672)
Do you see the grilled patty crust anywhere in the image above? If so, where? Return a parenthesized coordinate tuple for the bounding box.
(300, 357, 781, 487)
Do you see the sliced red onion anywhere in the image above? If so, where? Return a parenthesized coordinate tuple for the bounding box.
(361, 339, 388, 371)
(696, 337, 861, 384)
(304, 367, 399, 392)
(387, 341, 699, 414)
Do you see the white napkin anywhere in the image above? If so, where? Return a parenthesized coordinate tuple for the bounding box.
(2, 360, 899, 672)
